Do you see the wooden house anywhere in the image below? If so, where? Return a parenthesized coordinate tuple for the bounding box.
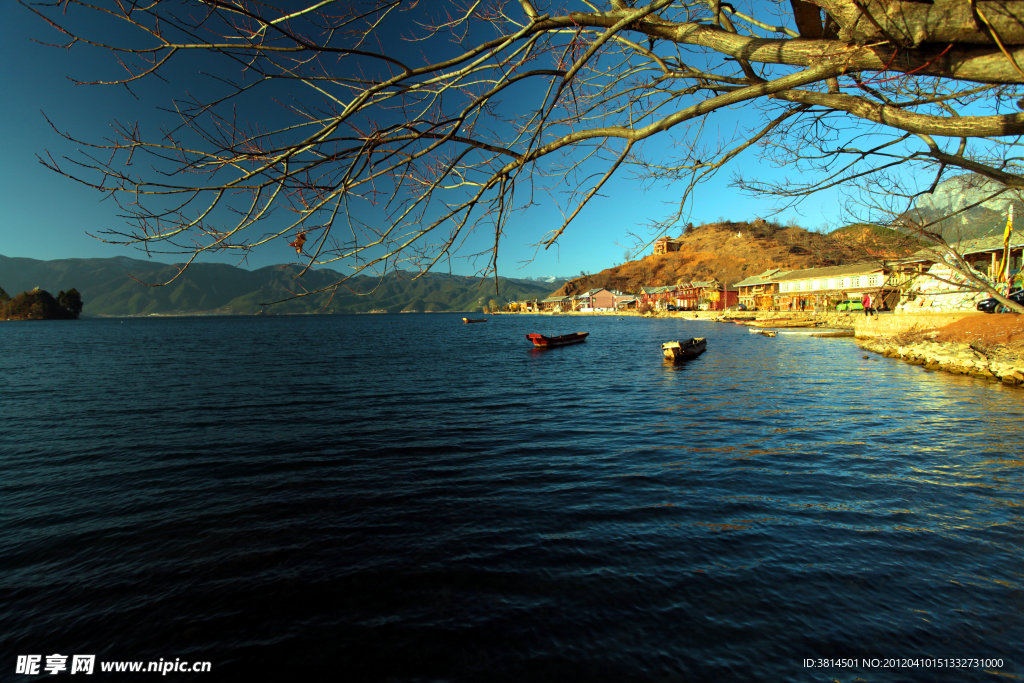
(614, 294, 637, 310)
(905, 234, 1024, 286)
(539, 296, 570, 312)
(894, 235, 1024, 312)
(638, 285, 676, 309)
(734, 269, 786, 311)
(772, 262, 892, 311)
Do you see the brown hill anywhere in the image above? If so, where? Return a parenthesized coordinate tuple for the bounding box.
(557, 220, 919, 296)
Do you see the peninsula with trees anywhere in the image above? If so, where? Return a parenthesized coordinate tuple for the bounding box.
(1, 286, 83, 321)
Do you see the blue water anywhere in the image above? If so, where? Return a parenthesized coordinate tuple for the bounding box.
(1, 314, 1022, 681)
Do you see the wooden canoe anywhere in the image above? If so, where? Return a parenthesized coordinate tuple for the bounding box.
(750, 318, 818, 328)
(662, 337, 707, 361)
(526, 332, 589, 347)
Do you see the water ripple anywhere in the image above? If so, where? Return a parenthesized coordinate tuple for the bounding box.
(1, 314, 1022, 681)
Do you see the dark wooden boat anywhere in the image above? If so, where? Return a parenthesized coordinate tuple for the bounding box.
(526, 332, 589, 347)
(463, 318, 488, 323)
(661, 337, 707, 361)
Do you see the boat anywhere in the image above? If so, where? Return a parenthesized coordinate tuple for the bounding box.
(526, 332, 589, 347)
(748, 317, 793, 327)
(463, 318, 488, 323)
(661, 337, 707, 361)
(749, 329, 777, 337)
(749, 318, 819, 328)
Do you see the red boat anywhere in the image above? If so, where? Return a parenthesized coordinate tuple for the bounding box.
(526, 332, 589, 348)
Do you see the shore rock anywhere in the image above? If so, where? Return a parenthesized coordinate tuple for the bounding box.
(859, 336, 1024, 386)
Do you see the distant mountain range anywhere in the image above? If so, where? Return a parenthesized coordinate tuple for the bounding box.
(0, 255, 567, 316)
(515, 275, 575, 283)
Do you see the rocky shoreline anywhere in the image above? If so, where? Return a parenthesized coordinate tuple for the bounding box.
(858, 336, 1024, 385)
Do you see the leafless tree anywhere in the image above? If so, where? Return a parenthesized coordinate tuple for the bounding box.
(22, 0, 1024, 308)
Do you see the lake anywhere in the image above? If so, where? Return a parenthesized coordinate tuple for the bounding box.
(1, 314, 1021, 681)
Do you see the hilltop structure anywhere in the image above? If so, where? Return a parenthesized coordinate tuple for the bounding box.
(652, 236, 683, 255)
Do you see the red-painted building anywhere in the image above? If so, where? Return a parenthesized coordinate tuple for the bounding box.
(638, 281, 737, 310)
(688, 280, 738, 310)
(639, 285, 676, 309)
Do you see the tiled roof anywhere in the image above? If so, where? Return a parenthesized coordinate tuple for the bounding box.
(906, 235, 1024, 262)
(772, 262, 885, 281)
(734, 273, 786, 287)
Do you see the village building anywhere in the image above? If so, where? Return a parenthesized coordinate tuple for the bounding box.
(573, 288, 617, 311)
(771, 262, 895, 312)
(614, 293, 637, 310)
(734, 268, 787, 311)
(904, 234, 1024, 284)
(509, 299, 540, 312)
(538, 295, 570, 312)
(681, 279, 738, 311)
(895, 235, 1024, 312)
(638, 285, 676, 309)
(669, 282, 700, 310)
(638, 281, 737, 310)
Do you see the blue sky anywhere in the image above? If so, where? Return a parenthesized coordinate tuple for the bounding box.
(1, 2, 847, 280)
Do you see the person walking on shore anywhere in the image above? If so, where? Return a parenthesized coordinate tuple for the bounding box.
(862, 292, 875, 318)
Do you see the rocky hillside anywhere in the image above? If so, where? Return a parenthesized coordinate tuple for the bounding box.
(907, 174, 1020, 241)
(557, 220, 920, 296)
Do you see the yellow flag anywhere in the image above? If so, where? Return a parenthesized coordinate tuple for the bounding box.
(998, 205, 1013, 281)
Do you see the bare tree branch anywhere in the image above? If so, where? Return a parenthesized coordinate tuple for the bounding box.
(19, 0, 1024, 302)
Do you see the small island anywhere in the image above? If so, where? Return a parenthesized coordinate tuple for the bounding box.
(1, 286, 83, 321)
